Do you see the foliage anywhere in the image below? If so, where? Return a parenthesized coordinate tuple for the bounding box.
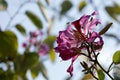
(78, 1, 87, 11)
(0, 1, 56, 80)
(97, 70, 105, 80)
(60, 0, 72, 14)
(0, 30, 18, 61)
(105, 3, 120, 22)
(0, 0, 7, 10)
(113, 50, 120, 64)
(15, 24, 26, 35)
(25, 11, 43, 29)
(0, 0, 120, 80)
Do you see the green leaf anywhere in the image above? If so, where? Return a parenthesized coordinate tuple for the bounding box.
(97, 70, 105, 80)
(113, 50, 120, 64)
(37, 1, 49, 22)
(24, 52, 39, 69)
(25, 11, 43, 29)
(15, 24, 26, 35)
(105, 3, 120, 21)
(31, 64, 40, 78)
(60, 0, 72, 14)
(0, 30, 18, 61)
(0, 69, 17, 80)
(31, 61, 48, 79)
(15, 53, 39, 78)
(78, 1, 87, 11)
(14, 54, 27, 77)
(39, 62, 48, 80)
(99, 23, 113, 35)
(49, 49, 56, 62)
(43, 36, 56, 49)
(0, 0, 7, 10)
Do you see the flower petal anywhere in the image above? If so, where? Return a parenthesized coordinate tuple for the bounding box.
(67, 55, 78, 76)
(88, 18, 101, 32)
(54, 47, 78, 60)
(91, 10, 99, 15)
(87, 32, 104, 50)
(38, 44, 50, 56)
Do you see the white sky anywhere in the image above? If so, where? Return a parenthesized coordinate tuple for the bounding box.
(0, 0, 120, 80)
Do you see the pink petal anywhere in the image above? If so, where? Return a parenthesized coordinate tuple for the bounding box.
(88, 18, 101, 32)
(67, 55, 78, 76)
(91, 10, 99, 15)
(67, 63, 73, 76)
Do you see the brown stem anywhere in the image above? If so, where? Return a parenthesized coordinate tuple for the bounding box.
(90, 71, 99, 80)
(107, 62, 114, 73)
(96, 59, 114, 80)
(87, 43, 114, 80)
(5, 1, 30, 30)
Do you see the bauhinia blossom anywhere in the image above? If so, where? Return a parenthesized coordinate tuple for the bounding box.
(22, 30, 43, 47)
(54, 11, 104, 76)
(37, 44, 50, 56)
(22, 30, 50, 56)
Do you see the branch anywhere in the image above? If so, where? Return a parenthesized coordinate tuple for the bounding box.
(90, 71, 99, 80)
(5, 1, 30, 30)
(107, 62, 114, 73)
(87, 43, 114, 80)
(96, 59, 114, 80)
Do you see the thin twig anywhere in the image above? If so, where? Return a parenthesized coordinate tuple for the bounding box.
(88, 43, 114, 80)
(96, 59, 114, 80)
(80, 53, 89, 57)
(5, 1, 30, 30)
(90, 71, 98, 80)
(107, 62, 114, 73)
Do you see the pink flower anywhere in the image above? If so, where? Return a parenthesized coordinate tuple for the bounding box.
(54, 11, 104, 76)
(72, 11, 100, 36)
(30, 30, 43, 38)
(22, 42, 28, 48)
(28, 38, 37, 45)
(37, 44, 50, 56)
(23, 30, 44, 47)
(55, 26, 81, 60)
(67, 55, 78, 76)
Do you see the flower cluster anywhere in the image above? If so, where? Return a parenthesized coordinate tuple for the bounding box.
(54, 11, 104, 76)
(23, 30, 49, 56)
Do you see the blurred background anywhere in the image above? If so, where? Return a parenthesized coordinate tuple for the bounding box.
(0, 0, 120, 80)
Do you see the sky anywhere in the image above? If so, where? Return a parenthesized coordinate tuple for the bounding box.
(0, 0, 120, 80)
